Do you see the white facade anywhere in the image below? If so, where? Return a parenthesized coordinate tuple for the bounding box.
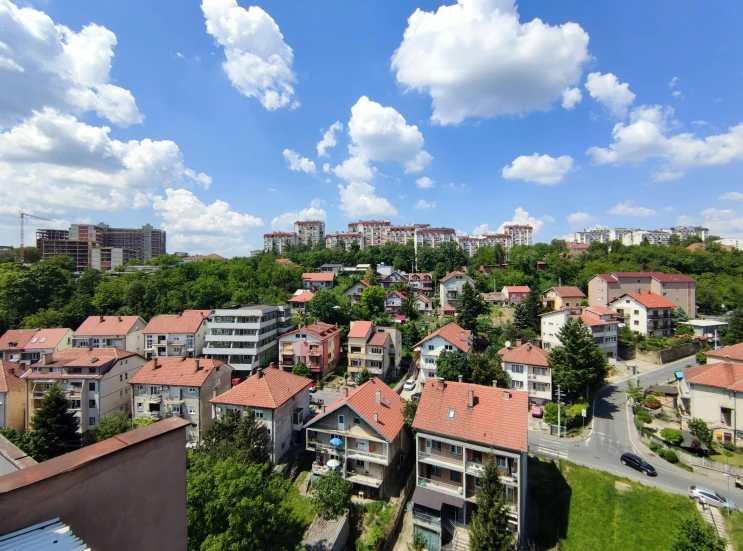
(325, 232, 364, 251)
(504, 225, 533, 247)
(294, 221, 325, 247)
(608, 296, 672, 337)
(419, 335, 467, 380)
(143, 323, 208, 359)
(541, 309, 619, 359)
(439, 273, 476, 311)
(347, 220, 391, 247)
(415, 228, 457, 249)
(263, 232, 297, 253)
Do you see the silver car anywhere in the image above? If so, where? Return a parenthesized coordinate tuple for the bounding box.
(689, 485, 739, 510)
(403, 378, 417, 391)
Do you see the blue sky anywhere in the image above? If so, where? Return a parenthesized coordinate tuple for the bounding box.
(2, 0, 743, 256)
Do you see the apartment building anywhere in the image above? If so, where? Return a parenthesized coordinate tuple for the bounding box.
(344, 280, 370, 305)
(90, 246, 139, 271)
(278, 322, 342, 380)
(498, 342, 551, 406)
(411, 379, 528, 550)
(347, 321, 402, 382)
(502, 285, 530, 306)
(457, 236, 482, 257)
(541, 306, 619, 359)
(388, 225, 426, 245)
(588, 271, 696, 316)
(130, 358, 231, 443)
(0, 328, 72, 364)
(73, 315, 147, 355)
(142, 310, 211, 359)
(305, 378, 408, 499)
(667, 226, 709, 241)
(385, 291, 407, 315)
(0, 361, 26, 432)
(541, 286, 586, 310)
(24, 348, 146, 434)
(303, 272, 336, 290)
(415, 227, 456, 249)
(294, 220, 325, 247)
(263, 232, 297, 253)
(325, 232, 364, 251)
(95, 223, 166, 262)
(608, 293, 675, 337)
(457, 234, 512, 256)
(347, 220, 391, 247)
(504, 225, 533, 247)
(621, 230, 672, 247)
(211, 367, 311, 463)
(37, 238, 92, 271)
(439, 272, 476, 314)
(204, 304, 292, 372)
(409, 273, 434, 298)
(414, 323, 471, 380)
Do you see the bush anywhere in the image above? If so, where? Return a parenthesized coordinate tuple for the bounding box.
(663, 449, 679, 463)
(661, 428, 684, 445)
(643, 395, 662, 409)
(723, 441, 736, 452)
(649, 441, 661, 452)
(636, 410, 653, 424)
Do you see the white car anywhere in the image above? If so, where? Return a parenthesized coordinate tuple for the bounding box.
(403, 378, 416, 391)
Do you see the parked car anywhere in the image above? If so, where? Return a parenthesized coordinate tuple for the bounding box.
(308, 382, 317, 393)
(689, 486, 739, 510)
(411, 392, 422, 401)
(403, 378, 416, 391)
(620, 452, 657, 476)
(531, 406, 543, 419)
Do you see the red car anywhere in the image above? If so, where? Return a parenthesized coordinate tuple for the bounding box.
(531, 406, 544, 418)
(308, 382, 317, 393)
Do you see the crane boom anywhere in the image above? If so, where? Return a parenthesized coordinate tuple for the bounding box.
(19, 211, 54, 263)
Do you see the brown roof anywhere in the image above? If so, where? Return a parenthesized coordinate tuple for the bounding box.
(685, 361, 743, 391)
(23, 328, 72, 350)
(599, 272, 696, 283)
(74, 316, 144, 336)
(210, 367, 310, 409)
(612, 292, 676, 309)
(308, 378, 404, 442)
(184, 309, 213, 317)
(573, 314, 619, 327)
(412, 379, 528, 452)
(414, 295, 432, 304)
(0, 361, 25, 393)
(368, 332, 390, 346)
(585, 306, 615, 316)
(708, 343, 743, 363)
(143, 312, 207, 335)
(0, 330, 36, 351)
(276, 258, 293, 264)
(414, 322, 471, 354)
(567, 242, 589, 249)
(440, 271, 468, 283)
(498, 342, 549, 367)
(546, 286, 586, 298)
(348, 321, 374, 339)
(22, 348, 138, 379)
(503, 285, 530, 293)
(281, 322, 341, 341)
(480, 292, 505, 301)
(288, 291, 315, 303)
(129, 358, 227, 387)
(302, 272, 335, 282)
(409, 273, 432, 281)
(185, 253, 226, 261)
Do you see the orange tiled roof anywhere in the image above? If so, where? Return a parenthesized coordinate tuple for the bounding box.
(143, 313, 207, 335)
(440, 271, 468, 283)
(413, 379, 528, 452)
(546, 286, 586, 298)
(612, 292, 676, 309)
(708, 343, 743, 363)
(367, 332, 390, 346)
(74, 316, 144, 337)
(498, 342, 549, 367)
(0, 361, 25, 392)
(210, 367, 310, 409)
(281, 322, 341, 341)
(302, 273, 335, 282)
(130, 358, 226, 387)
(503, 285, 530, 293)
(348, 321, 374, 339)
(685, 361, 743, 391)
(288, 291, 315, 303)
(413, 322, 471, 354)
(22, 348, 137, 379)
(0, 330, 36, 351)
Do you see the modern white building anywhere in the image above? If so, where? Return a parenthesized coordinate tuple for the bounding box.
(414, 322, 471, 381)
(347, 220, 391, 248)
(294, 221, 325, 247)
(498, 342, 551, 406)
(608, 292, 675, 338)
(142, 310, 211, 359)
(541, 306, 619, 359)
(504, 225, 533, 247)
(263, 232, 297, 253)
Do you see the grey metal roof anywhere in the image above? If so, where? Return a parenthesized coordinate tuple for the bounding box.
(0, 518, 89, 551)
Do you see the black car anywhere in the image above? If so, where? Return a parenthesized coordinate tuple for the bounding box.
(411, 392, 422, 401)
(620, 452, 657, 476)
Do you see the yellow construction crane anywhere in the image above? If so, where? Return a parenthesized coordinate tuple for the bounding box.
(19, 211, 53, 263)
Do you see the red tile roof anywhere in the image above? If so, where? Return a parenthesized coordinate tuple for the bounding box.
(276, 258, 293, 264)
(414, 322, 471, 354)
(503, 286, 530, 293)
(288, 291, 315, 303)
(185, 253, 227, 261)
(585, 306, 615, 316)
(210, 367, 310, 409)
(386, 290, 407, 300)
(440, 271, 468, 283)
(0, 328, 72, 350)
(567, 242, 589, 249)
(413, 379, 528, 452)
(74, 316, 144, 336)
(281, 322, 341, 341)
(184, 309, 213, 317)
(130, 358, 226, 387)
(308, 378, 404, 442)
(708, 343, 743, 363)
(613, 292, 676, 309)
(599, 272, 696, 283)
(498, 342, 549, 367)
(685, 361, 743, 391)
(0, 361, 25, 392)
(414, 295, 432, 304)
(573, 314, 619, 327)
(302, 272, 335, 282)
(546, 286, 586, 298)
(22, 348, 138, 379)
(0, 330, 36, 351)
(348, 321, 374, 339)
(143, 312, 208, 334)
(409, 273, 432, 281)
(368, 332, 390, 346)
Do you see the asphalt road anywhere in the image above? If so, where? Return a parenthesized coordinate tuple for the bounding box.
(529, 356, 742, 505)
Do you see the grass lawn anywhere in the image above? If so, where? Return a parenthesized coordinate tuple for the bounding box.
(725, 510, 743, 551)
(708, 447, 743, 468)
(283, 476, 316, 529)
(528, 458, 700, 551)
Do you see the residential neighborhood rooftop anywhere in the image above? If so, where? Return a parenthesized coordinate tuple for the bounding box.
(498, 342, 550, 367)
(596, 271, 696, 283)
(73, 315, 143, 336)
(614, 292, 677, 309)
(302, 272, 335, 282)
(21, 348, 138, 379)
(708, 343, 743, 363)
(282, 322, 341, 340)
(0, 361, 25, 393)
(440, 271, 467, 283)
(129, 358, 226, 387)
(348, 321, 374, 339)
(210, 367, 310, 409)
(414, 322, 471, 354)
(288, 291, 315, 303)
(0, 330, 36, 350)
(546, 286, 586, 298)
(684, 359, 743, 391)
(143, 312, 209, 334)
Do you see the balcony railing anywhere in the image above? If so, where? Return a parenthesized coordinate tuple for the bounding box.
(412, 511, 441, 528)
(418, 477, 463, 497)
(418, 450, 464, 469)
(347, 447, 387, 463)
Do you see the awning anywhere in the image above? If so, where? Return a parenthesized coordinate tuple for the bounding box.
(411, 485, 465, 510)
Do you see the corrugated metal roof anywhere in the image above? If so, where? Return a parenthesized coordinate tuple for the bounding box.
(0, 518, 90, 550)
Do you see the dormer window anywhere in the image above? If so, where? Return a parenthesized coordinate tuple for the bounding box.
(447, 408, 455, 419)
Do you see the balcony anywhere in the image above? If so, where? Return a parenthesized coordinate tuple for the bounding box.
(346, 447, 389, 465)
(163, 395, 185, 405)
(418, 451, 465, 470)
(418, 477, 464, 498)
(412, 510, 441, 530)
(346, 470, 383, 488)
(143, 394, 162, 403)
(527, 372, 551, 383)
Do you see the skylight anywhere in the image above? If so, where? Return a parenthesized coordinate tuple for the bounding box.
(39, 337, 47, 343)
(30, 338, 38, 343)
(447, 408, 455, 418)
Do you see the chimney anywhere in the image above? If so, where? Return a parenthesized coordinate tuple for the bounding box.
(436, 377, 446, 390)
(458, 375, 463, 383)
(8, 367, 14, 376)
(212, 386, 217, 399)
(527, 343, 532, 351)
(468, 388, 474, 407)
(118, 316, 122, 322)
(492, 380, 498, 388)
(502, 390, 511, 401)
(42, 352, 52, 366)
(256, 367, 263, 378)
(375, 390, 382, 404)
(195, 359, 202, 371)
(344, 388, 349, 397)
(515, 338, 522, 347)
(99, 315, 104, 322)
(725, 355, 731, 364)
(374, 412, 379, 423)
(269, 362, 275, 369)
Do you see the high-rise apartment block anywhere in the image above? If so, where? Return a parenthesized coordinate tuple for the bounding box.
(504, 225, 533, 247)
(294, 220, 325, 246)
(388, 224, 429, 245)
(347, 220, 391, 247)
(325, 232, 363, 251)
(571, 225, 708, 245)
(415, 227, 456, 248)
(263, 232, 297, 254)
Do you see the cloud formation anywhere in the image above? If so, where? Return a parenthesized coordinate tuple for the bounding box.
(502, 153, 574, 185)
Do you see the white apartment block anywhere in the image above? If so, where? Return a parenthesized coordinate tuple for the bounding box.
(142, 310, 210, 359)
(571, 225, 708, 245)
(90, 246, 138, 272)
(621, 230, 672, 247)
(348, 220, 391, 247)
(263, 232, 297, 253)
(294, 220, 325, 247)
(415, 227, 456, 249)
(72, 315, 147, 355)
(541, 307, 619, 359)
(325, 232, 364, 251)
(388, 225, 427, 245)
(504, 225, 533, 247)
(457, 233, 512, 256)
(204, 304, 292, 372)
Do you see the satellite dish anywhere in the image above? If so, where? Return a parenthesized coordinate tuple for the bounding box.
(505, 340, 512, 348)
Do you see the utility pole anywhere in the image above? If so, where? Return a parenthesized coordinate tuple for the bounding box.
(555, 385, 566, 438)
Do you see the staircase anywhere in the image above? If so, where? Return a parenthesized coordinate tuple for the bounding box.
(451, 527, 470, 551)
(698, 502, 734, 551)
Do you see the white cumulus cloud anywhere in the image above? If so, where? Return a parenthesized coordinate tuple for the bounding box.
(584, 72, 636, 118)
(472, 223, 494, 236)
(720, 192, 743, 201)
(413, 199, 436, 210)
(391, 0, 590, 125)
(337, 182, 398, 218)
(502, 153, 574, 185)
(567, 212, 595, 225)
(332, 156, 376, 182)
(316, 121, 343, 157)
(497, 207, 544, 235)
(283, 149, 316, 174)
(561, 87, 583, 110)
(271, 199, 327, 231)
(201, 0, 297, 110)
(416, 176, 435, 189)
(607, 202, 656, 217)
(669, 77, 679, 88)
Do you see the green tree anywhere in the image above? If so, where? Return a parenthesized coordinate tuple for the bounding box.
(470, 353, 510, 388)
(435, 351, 470, 382)
(307, 289, 343, 323)
(28, 383, 80, 461)
(456, 282, 487, 332)
(543, 402, 568, 427)
(672, 306, 691, 324)
(624, 380, 645, 403)
(198, 409, 270, 465)
(357, 368, 372, 385)
(548, 317, 607, 401)
(292, 362, 312, 378)
(723, 308, 743, 345)
(364, 265, 378, 285)
(469, 456, 514, 551)
(310, 469, 352, 520)
(512, 302, 531, 333)
(675, 323, 694, 337)
(670, 518, 726, 551)
(408, 531, 426, 551)
(688, 418, 713, 448)
(696, 350, 708, 365)
(519, 287, 544, 333)
(402, 398, 418, 429)
(361, 285, 387, 319)
(92, 411, 134, 442)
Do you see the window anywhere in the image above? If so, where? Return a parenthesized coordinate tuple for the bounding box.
(89, 382, 96, 391)
(120, 374, 123, 381)
(533, 383, 548, 392)
(89, 417, 96, 426)
(137, 402, 143, 412)
(450, 470, 462, 483)
(451, 445, 463, 456)
(370, 347, 383, 355)
(444, 344, 453, 351)
(137, 385, 144, 392)
(533, 367, 547, 376)
(425, 358, 435, 364)
(447, 408, 455, 419)
(428, 345, 434, 351)
(509, 364, 524, 374)
(188, 405, 196, 415)
(71, 400, 81, 409)
(431, 465, 442, 478)
(253, 410, 264, 419)
(89, 399, 96, 408)
(497, 457, 508, 470)
(430, 440, 441, 452)
(188, 387, 197, 394)
(633, 320, 639, 326)
(150, 386, 160, 395)
(50, 367, 61, 374)
(565, 302, 570, 307)
(510, 380, 524, 390)
(172, 405, 181, 415)
(89, 368, 97, 374)
(471, 450, 483, 464)
(356, 459, 365, 467)
(354, 417, 360, 425)
(634, 310, 639, 315)
(338, 414, 344, 426)
(350, 346, 361, 354)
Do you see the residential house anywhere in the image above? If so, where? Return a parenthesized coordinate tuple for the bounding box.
(142, 310, 210, 359)
(0, 328, 72, 364)
(0, 361, 26, 432)
(211, 367, 311, 463)
(566, 242, 589, 256)
(707, 343, 743, 365)
(23, 348, 146, 435)
(344, 280, 370, 306)
(73, 315, 147, 355)
(347, 322, 402, 382)
(439, 272, 476, 315)
(413, 294, 434, 316)
(385, 291, 407, 315)
(377, 271, 408, 289)
(288, 291, 315, 313)
(411, 379, 528, 550)
(130, 357, 231, 443)
(541, 286, 586, 311)
(414, 323, 471, 381)
(409, 273, 434, 298)
(319, 264, 344, 274)
(588, 271, 696, 317)
(204, 304, 292, 372)
(480, 292, 505, 307)
(502, 286, 530, 306)
(541, 307, 619, 359)
(305, 378, 408, 499)
(497, 342, 551, 407)
(278, 322, 342, 380)
(303, 272, 336, 291)
(608, 293, 675, 337)
(679, 320, 728, 349)
(276, 258, 294, 266)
